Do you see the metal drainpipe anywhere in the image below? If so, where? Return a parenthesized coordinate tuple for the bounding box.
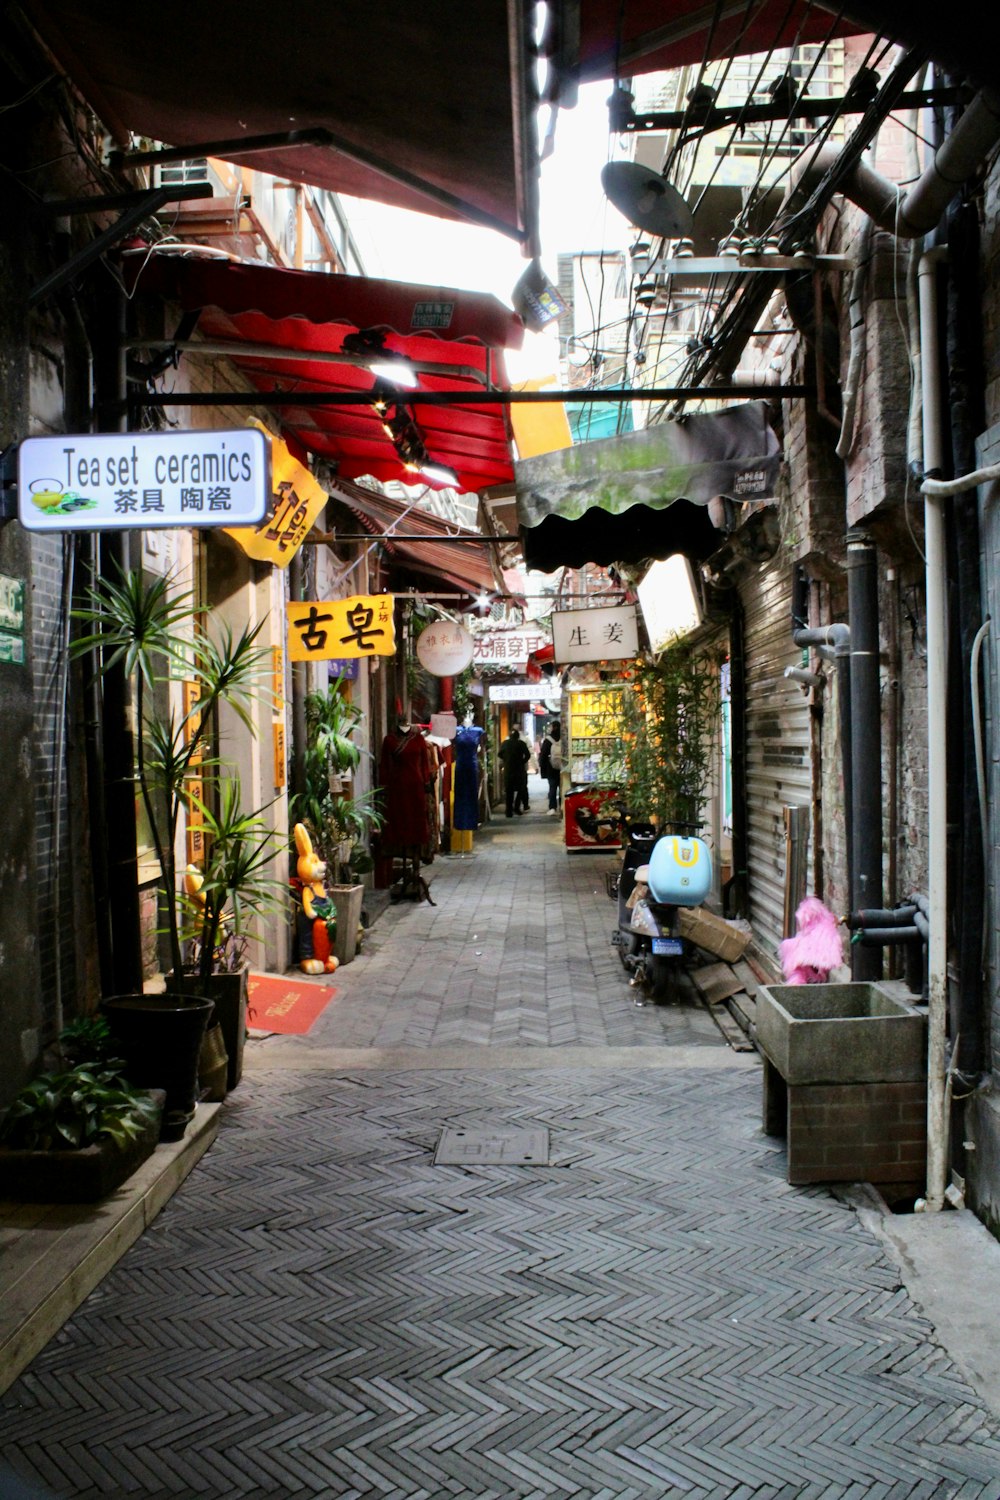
(726, 597, 750, 918)
(919, 245, 950, 1213)
(289, 549, 308, 802)
(886, 566, 901, 974)
(794, 624, 853, 889)
(846, 531, 883, 978)
(96, 277, 144, 995)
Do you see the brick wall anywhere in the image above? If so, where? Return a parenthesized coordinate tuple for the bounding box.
(764, 1060, 928, 1188)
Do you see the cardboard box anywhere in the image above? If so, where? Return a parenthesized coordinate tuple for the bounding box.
(677, 906, 750, 963)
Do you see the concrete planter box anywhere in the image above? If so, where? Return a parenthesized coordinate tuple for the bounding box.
(757, 983, 928, 1188)
(755, 982, 926, 1086)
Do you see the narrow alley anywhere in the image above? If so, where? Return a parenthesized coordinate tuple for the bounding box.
(3, 797, 1000, 1499)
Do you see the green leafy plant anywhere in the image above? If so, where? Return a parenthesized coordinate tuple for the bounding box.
(293, 680, 383, 879)
(0, 1065, 159, 1152)
(607, 640, 722, 829)
(71, 566, 286, 994)
(58, 1015, 116, 1068)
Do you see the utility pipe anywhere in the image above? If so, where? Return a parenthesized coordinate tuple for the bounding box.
(853, 926, 921, 944)
(782, 90, 1000, 242)
(847, 531, 883, 978)
(919, 246, 950, 1213)
(793, 619, 852, 890)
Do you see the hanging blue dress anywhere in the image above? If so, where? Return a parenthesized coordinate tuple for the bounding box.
(452, 725, 484, 830)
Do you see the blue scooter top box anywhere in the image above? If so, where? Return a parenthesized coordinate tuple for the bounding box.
(647, 835, 712, 907)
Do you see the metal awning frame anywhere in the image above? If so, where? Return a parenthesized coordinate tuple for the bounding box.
(29, 182, 214, 307)
(120, 383, 811, 419)
(113, 128, 527, 243)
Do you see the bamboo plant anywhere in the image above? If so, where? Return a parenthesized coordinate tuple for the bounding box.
(607, 639, 722, 830)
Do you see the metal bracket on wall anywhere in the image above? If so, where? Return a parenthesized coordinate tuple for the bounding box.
(29, 183, 214, 308)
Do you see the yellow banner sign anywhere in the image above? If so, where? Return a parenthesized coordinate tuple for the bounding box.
(224, 423, 328, 568)
(286, 595, 396, 662)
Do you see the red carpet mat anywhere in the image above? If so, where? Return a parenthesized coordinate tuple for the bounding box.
(247, 973, 337, 1035)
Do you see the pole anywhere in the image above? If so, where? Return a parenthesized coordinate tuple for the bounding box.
(920, 247, 950, 1212)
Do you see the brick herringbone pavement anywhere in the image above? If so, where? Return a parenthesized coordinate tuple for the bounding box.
(5, 1068, 1000, 1499)
(4, 811, 1000, 1498)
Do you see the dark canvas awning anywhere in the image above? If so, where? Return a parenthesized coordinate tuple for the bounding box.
(131, 253, 521, 496)
(567, 0, 865, 83)
(565, 3, 988, 94)
(332, 481, 499, 598)
(515, 401, 780, 572)
(22, 0, 536, 240)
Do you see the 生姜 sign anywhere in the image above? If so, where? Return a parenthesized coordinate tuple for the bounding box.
(552, 604, 639, 664)
(18, 429, 268, 531)
(287, 595, 396, 662)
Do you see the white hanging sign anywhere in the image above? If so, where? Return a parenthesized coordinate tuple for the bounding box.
(18, 429, 269, 531)
(415, 621, 474, 676)
(429, 712, 458, 740)
(552, 604, 639, 664)
(471, 628, 549, 666)
(488, 683, 561, 706)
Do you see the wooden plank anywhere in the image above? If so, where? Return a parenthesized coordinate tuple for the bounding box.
(732, 960, 762, 1000)
(728, 992, 757, 1032)
(699, 991, 755, 1051)
(691, 962, 744, 1006)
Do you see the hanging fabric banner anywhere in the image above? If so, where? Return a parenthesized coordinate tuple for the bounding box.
(286, 595, 396, 662)
(224, 422, 328, 568)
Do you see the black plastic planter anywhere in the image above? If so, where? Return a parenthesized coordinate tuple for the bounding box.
(102, 994, 213, 1140)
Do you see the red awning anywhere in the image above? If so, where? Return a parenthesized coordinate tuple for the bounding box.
(331, 481, 499, 598)
(131, 253, 521, 496)
(571, 1, 866, 81)
(22, 0, 535, 240)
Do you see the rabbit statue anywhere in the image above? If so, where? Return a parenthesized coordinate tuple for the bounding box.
(292, 823, 339, 975)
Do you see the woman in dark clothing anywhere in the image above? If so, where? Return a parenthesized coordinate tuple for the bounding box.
(499, 727, 530, 816)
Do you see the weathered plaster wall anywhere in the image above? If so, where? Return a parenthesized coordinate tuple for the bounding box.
(0, 82, 43, 1103)
(968, 150, 1000, 1229)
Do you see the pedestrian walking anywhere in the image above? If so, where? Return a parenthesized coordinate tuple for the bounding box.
(539, 721, 563, 815)
(499, 726, 530, 816)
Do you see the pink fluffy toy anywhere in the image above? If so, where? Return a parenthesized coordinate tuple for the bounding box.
(778, 896, 845, 984)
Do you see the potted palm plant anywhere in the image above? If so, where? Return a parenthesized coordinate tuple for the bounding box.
(71, 566, 285, 1132)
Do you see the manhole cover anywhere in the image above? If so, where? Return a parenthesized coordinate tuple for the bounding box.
(434, 1125, 550, 1166)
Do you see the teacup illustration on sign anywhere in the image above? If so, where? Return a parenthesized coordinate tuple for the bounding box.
(28, 479, 97, 515)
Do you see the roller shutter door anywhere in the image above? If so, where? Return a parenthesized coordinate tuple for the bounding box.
(742, 561, 812, 958)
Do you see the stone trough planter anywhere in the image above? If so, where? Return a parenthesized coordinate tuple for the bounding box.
(755, 981, 927, 1188)
(755, 981, 926, 1086)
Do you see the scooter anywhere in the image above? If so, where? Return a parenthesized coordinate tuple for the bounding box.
(610, 818, 713, 1002)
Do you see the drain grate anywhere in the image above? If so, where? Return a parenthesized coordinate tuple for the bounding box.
(434, 1125, 550, 1166)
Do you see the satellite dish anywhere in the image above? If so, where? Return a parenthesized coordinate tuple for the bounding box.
(601, 162, 694, 238)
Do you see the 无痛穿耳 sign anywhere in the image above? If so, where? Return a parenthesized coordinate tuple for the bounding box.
(17, 429, 268, 531)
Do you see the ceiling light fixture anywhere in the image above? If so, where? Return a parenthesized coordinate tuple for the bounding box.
(416, 459, 460, 488)
(343, 328, 420, 389)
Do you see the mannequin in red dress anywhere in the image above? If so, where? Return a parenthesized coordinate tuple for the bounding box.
(378, 721, 436, 903)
